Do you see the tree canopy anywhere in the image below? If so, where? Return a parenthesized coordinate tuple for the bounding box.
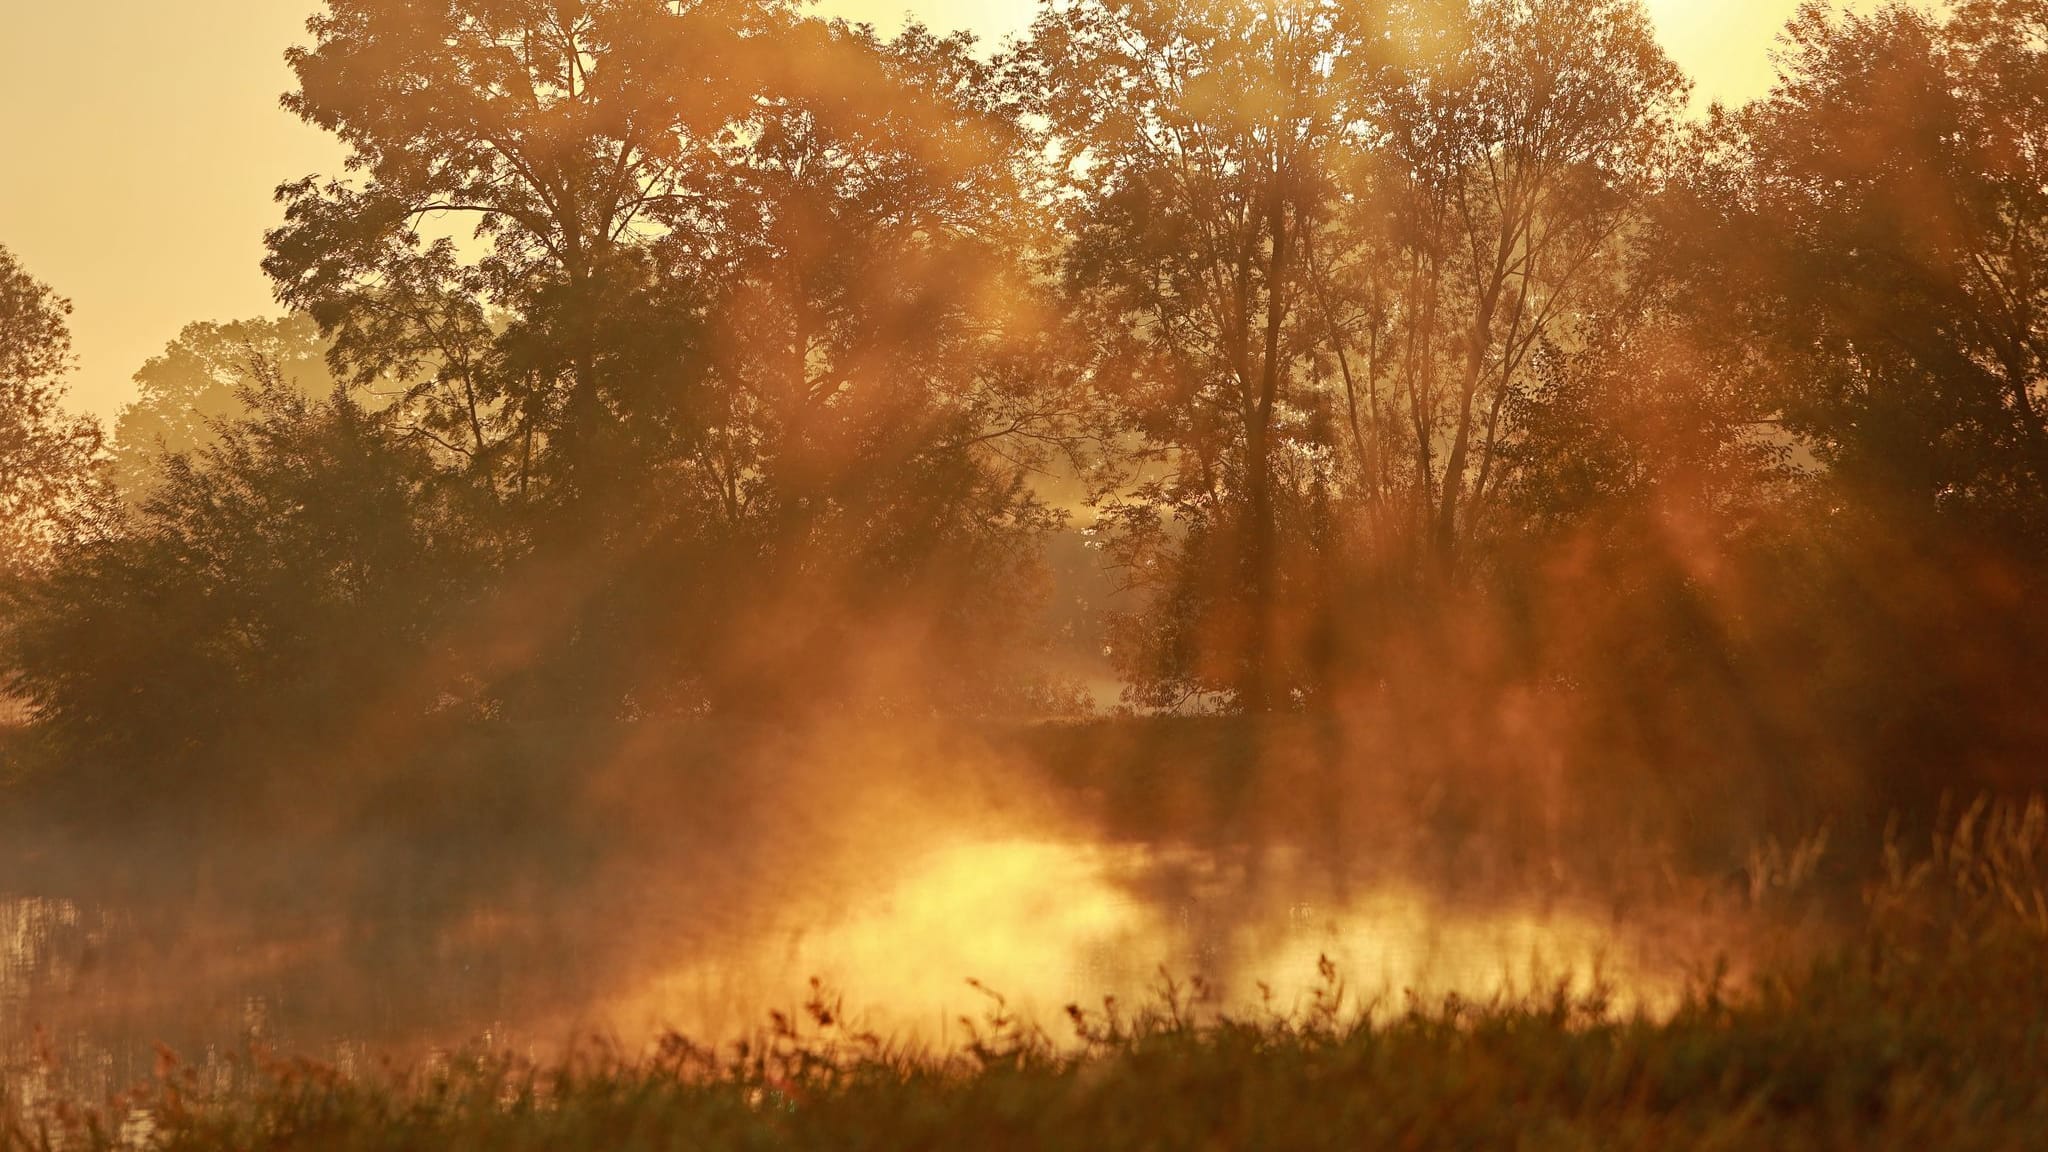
(0, 245, 104, 577)
(109, 314, 338, 498)
(8, 0, 2048, 863)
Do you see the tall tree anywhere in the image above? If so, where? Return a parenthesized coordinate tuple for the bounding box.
(1677, 1, 2048, 537)
(0, 244, 104, 577)
(266, 0, 773, 507)
(672, 20, 1093, 710)
(1022, 0, 1369, 710)
(271, 0, 1089, 715)
(1342, 0, 1687, 571)
(1025, 0, 1683, 708)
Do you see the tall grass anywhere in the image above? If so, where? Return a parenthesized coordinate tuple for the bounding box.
(7, 800, 2048, 1151)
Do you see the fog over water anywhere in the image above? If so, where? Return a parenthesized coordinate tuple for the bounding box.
(1, 0, 2040, 1129)
(1, 707, 1775, 1096)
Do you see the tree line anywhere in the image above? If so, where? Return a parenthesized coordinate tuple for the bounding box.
(4, 0, 2047, 841)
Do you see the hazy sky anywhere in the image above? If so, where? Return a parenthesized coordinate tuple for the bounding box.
(2, 0, 1832, 420)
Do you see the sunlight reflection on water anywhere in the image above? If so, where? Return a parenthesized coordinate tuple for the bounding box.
(0, 831, 1697, 1108)
(607, 835, 1686, 1046)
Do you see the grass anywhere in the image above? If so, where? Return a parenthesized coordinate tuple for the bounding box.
(7, 799, 2048, 1151)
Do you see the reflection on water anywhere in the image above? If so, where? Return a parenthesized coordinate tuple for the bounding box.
(3, 897, 125, 1132)
(2, 833, 1709, 1118)
(610, 835, 1688, 1045)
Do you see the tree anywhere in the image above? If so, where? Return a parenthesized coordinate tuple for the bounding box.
(109, 314, 337, 497)
(1022, 0, 1370, 710)
(1024, 0, 1684, 709)
(266, 0, 775, 506)
(5, 377, 483, 816)
(1337, 0, 1688, 571)
(1677, 1, 2048, 538)
(269, 0, 1091, 716)
(665, 19, 1095, 711)
(1501, 306, 1789, 534)
(0, 244, 104, 577)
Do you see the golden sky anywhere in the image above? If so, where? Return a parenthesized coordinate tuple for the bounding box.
(1, 0, 1837, 420)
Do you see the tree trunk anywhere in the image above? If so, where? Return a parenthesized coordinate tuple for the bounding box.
(1242, 171, 1293, 712)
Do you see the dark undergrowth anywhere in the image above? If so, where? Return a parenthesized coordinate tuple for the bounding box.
(7, 798, 2048, 1152)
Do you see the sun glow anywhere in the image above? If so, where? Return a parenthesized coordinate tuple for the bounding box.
(1643, 0, 1890, 110)
(607, 833, 1689, 1047)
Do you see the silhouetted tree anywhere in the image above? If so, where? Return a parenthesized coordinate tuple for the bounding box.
(0, 244, 106, 578)
(672, 20, 1094, 711)
(1026, 0, 1685, 709)
(1337, 0, 1687, 571)
(266, 0, 770, 507)
(1522, 344, 1786, 537)
(269, 0, 1092, 716)
(1677, 1, 2048, 540)
(5, 377, 484, 821)
(1022, 0, 1371, 711)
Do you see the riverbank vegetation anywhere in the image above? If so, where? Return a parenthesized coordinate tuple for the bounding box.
(5, 798, 2045, 1151)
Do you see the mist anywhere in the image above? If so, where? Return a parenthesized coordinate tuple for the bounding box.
(2, 0, 2045, 1114)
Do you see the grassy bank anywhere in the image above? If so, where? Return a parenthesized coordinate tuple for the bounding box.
(7, 800, 2046, 1151)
